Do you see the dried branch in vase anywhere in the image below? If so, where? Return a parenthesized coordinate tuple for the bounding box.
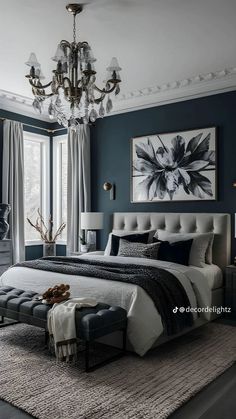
(27, 209, 66, 243)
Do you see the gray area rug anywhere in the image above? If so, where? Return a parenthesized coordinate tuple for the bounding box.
(0, 323, 236, 419)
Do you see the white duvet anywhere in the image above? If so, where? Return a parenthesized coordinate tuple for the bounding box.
(0, 254, 212, 356)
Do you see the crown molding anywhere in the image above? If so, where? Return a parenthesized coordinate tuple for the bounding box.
(0, 89, 52, 122)
(0, 66, 236, 121)
(111, 66, 236, 115)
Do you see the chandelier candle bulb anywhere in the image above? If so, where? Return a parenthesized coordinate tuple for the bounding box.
(25, 52, 40, 68)
(25, 3, 122, 127)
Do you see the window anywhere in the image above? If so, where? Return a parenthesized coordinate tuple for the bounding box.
(53, 135, 68, 242)
(24, 132, 50, 244)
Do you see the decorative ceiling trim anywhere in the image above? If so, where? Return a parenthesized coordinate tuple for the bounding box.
(0, 66, 236, 121)
(112, 66, 236, 114)
(0, 89, 51, 122)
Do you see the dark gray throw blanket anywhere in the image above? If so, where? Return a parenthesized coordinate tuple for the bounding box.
(15, 257, 193, 335)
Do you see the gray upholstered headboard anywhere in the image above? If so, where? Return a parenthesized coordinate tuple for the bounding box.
(113, 213, 231, 270)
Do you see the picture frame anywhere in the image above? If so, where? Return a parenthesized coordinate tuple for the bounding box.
(131, 127, 217, 203)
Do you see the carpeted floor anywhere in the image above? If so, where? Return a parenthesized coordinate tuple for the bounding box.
(0, 323, 236, 419)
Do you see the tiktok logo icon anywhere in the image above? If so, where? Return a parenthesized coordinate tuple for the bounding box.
(173, 307, 178, 313)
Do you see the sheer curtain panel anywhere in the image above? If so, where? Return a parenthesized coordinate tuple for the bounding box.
(2, 120, 25, 263)
(67, 125, 91, 254)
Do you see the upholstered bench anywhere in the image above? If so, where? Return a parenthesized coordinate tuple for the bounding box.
(0, 286, 127, 371)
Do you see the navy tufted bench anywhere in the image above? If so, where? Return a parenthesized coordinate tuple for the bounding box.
(0, 286, 127, 371)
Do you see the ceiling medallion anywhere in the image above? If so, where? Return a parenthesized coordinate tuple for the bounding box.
(25, 3, 122, 129)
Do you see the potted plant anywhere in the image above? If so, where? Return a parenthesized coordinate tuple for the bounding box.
(27, 209, 66, 257)
(79, 234, 90, 253)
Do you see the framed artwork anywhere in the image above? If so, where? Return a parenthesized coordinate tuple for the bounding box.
(131, 127, 217, 203)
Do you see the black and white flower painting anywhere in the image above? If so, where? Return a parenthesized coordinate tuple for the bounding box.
(131, 127, 216, 202)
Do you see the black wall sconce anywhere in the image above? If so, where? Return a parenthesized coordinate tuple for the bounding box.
(103, 182, 115, 200)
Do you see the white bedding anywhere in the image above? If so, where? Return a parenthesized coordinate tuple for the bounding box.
(0, 254, 218, 356)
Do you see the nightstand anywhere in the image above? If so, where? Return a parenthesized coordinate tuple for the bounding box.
(225, 265, 236, 318)
(0, 239, 12, 275)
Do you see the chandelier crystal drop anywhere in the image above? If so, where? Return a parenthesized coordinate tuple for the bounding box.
(25, 3, 122, 129)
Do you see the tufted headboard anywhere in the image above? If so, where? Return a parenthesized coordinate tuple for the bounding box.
(113, 212, 231, 270)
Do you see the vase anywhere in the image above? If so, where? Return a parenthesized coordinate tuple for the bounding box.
(80, 244, 89, 253)
(43, 242, 56, 257)
(0, 204, 11, 240)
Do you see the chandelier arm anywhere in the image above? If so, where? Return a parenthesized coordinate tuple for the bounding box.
(77, 41, 88, 49)
(28, 79, 53, 90)
(94, 92, 106, 104)
(60, 40, 72, 50)
(93, 81, 118, 95)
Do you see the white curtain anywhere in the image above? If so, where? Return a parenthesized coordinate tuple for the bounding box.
(2, 120, 25, 263)
(67, 125, 91, 254)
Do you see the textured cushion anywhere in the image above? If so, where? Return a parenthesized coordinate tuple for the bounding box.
(78, 306, 127, 340)
(0, 286, 127, 341)
(118, 239, 160, 259)
(104, 229, 155, 256)
(153, 238, 193, 266)
(155, 230, 214, 268)
(110, 232, 150, 256)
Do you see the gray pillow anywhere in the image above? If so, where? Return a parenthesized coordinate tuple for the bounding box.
(155, 230, 214, 268)
(118, 239, 160, 260)
(104, 229, 155, 255)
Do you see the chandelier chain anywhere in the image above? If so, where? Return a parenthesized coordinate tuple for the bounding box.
(73, 14, 76, 43)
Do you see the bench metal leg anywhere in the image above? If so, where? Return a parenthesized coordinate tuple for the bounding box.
(85, 328, 127, 373)
(85, 341, 90, 372)
(0, 316, 4, 324)
(45, 330, 49, 345)
(122, 327, 127, 353)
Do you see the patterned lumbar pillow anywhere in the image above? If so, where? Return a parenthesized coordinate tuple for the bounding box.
(104, 230, 155, 256)
(118, 239, 160, 259)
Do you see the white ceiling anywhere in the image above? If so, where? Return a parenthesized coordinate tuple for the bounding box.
(0, 0, 236, 116)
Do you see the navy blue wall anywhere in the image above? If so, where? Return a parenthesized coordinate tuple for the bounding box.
(91, 91, 236, 259)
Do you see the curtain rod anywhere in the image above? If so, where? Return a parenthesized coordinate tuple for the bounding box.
(0, 117, 66, 134)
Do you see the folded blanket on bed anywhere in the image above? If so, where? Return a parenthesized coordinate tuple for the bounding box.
(15, 257, 193, 335)
(48, 297, 97, 361)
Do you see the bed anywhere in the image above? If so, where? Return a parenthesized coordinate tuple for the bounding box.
(0, 212, 231, 356)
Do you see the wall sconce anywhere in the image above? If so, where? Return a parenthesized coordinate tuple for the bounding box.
(233, 182, 236, 188)
(103, 182, 115, 200)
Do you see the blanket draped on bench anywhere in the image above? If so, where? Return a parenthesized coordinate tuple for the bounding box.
(15, 257, 193, 335)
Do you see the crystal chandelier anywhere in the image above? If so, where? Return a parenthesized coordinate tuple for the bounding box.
(25, 3, 122, 128)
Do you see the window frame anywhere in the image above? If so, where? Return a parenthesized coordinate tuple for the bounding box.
(53, 134, 68, 245)
(24, 131, 50, 246)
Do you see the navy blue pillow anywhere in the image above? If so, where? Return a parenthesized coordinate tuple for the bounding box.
(110, 232, 150, 256)
(153, 238, 193, 266)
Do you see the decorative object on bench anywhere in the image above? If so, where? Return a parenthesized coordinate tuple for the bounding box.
(0, 203, 11, 240)
(0, 286, 127, 372)
(42, 283, 70, 305)
(48, 296, 98, 362)
(27, 209, 66, 256)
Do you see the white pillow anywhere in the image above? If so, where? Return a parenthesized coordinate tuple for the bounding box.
(104, 230, 155, 256)
(155, 230, 214, 268)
